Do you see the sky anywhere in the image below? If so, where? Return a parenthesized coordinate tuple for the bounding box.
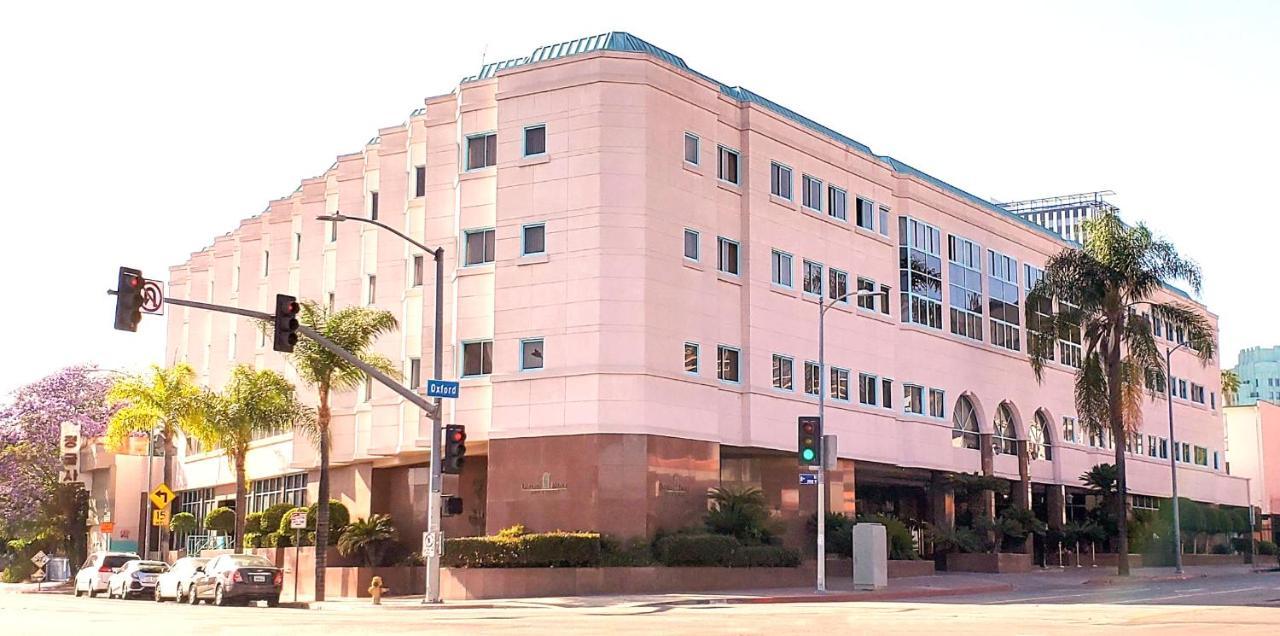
(1, 1, 1277, 398)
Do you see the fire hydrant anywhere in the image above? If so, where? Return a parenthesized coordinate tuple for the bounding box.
(368, 576, 388, 605)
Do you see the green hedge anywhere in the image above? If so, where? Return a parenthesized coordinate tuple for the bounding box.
(654, 534, 739, 566)
(444, 531, 601, 568)
(242, 532, 262, 549)
(733, 544, 801, 568)
(278, 507, 310, 535)
(307, 500, 351, 532)
(204, 507, 235, 533)
(1257, 540, 1278, 556)
(262, 532, 290, 548)
(262, 503, 296, 536)
(245, 512, 266, 535)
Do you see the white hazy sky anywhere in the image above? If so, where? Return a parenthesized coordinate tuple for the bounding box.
(1, 1, 1277, 398)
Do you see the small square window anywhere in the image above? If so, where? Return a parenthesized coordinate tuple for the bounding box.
(684, 133, 699, 165)
(414, 166, 426, 197)
(408, 357, 421, 389)
(717, 345, 740, 383)
(412, 255, 424, 287)
(467, 133, 497, 170)
(523, 125, 546, 157)
(521, 338, 544, 371)
(683, 229, 700, 261)
(684, 342, 699, 374)
(522, 224, 546, 256)
(465, 229, 496, 265)
(461, 341, 493, 377)
(370, 191, 380, 220)
(718, 146, 739, 185)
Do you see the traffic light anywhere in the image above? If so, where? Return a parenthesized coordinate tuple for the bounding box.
(442, 424, 466, 474)
(798, 416, 822, 467)
(442, 495, 463, 516)
(113, 267, 145, 332)
(272, 294, 300, 352)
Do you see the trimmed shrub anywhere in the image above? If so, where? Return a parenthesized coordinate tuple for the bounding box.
(2, 561, 36, 583)
(278, 507, 310, 535)
(261, 503, 296, 536)
(1211, 542, 1231, 555)
(204, 507, 235, 534)
(654, 533, 739, 566)
(1256, 540, 1278, 556)
(307, 500, 351, 533)
(732, 545, 801, 568)
(599, 536, 654, 567)
(169, 512, 197, 535)
(242, 532, 262, 549)
(444, 531, 601, 568)
(262, 532, 290, 548)
(496, 524, 527, 539)
(244, 512, 265, 535)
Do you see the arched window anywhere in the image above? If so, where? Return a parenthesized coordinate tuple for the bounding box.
(993, 403, 1018, 455)
(1029, 410, 1053, 461)
(952, 396, 980, 449)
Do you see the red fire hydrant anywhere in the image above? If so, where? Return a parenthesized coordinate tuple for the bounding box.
(368, 576, 388, 605)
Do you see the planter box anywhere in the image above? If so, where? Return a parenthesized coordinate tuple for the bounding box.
(1044, 552, 1145, 568)
(1181, 553, 1246, 566)
(823, 558, 936, 579)
(943, 552, 1033, 573)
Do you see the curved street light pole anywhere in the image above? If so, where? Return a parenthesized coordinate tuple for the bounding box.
(317, 212, 446, 603)
(1165, 339, 1190, 575)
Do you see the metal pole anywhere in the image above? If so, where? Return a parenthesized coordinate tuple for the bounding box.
(293, 528, 300, 602)
(1246, 478, 1256, 567)
(1166, 343, 1185, 575)
(816, 299, 826, 593)
(143, 430, 154, 559)
(425, 247, 445, 604)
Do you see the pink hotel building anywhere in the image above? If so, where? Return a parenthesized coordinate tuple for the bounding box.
(162, 33, 1246, 551)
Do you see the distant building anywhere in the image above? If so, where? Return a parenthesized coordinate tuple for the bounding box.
(1233, 346, 1280, 406)
(998, 191, 1119, 244)
(1224, 401, 1280, 543)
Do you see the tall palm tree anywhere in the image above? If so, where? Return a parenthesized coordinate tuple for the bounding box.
(190, 365, 311, 553)
(275, 302, 398, 601)
(1221, 369, 1240, 406)
(1027, 212, 1215, 576)
(105, 363, 205, 555)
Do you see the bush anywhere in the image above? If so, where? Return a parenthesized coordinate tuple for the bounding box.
(262, 532, 290, 548)
(169, 512, 197, 535)
(277, 507, 310, 535)
(244, 512, 265, 535)
(204, 507, 235, 534)
(654, 533, 739, 566)
(496, 524, 527, 539)
(261, 503, 296, 536)
(599, 536, 654, 567)
(1211, 542, 1231, 555)
(732, 545, 801, 568)
(307, 500, 351, 533)
(704, 487, 776, 546)
(242, 532, 262, 549)
(444, 531, 601, 568)
(1256, 540, 1278, 556)
(1, 561, 35, 583)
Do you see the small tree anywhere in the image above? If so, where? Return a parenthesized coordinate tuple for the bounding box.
(169, 512, 197, 535)
(205, 507, 235, 535)
(337, 514, 398, 567)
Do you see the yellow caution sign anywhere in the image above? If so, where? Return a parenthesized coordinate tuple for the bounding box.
(149, 483, 176, 509)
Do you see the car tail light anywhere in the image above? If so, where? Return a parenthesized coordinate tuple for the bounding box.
(273, 571, 283, 586)
(98, 566, 112, 573)
(232, 570, 243, 583)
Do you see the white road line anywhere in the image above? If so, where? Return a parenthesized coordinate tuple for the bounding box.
(1115, 585, 1269, 604)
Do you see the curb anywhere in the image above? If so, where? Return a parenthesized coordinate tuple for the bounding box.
(650, 583, 1016, 606)
(1081, 573, 1207, 587)
(290, 600, 512, 611)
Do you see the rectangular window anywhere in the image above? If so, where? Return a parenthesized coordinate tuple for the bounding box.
(684, 342, 699, 374)
(362, 375, 373, 402)
(1059, 300, 1083, 368)
(988, 250, 1021, 351)
(858, 373, 878, 406)
(520, 338, 544, 371)
(1181, 442, 1191, 462)
(263, 250, 270, 277)
(522, 223, 546, 256)
(329, 219, 338, 242)
(370, 191, 379, 220)
(770, 162, 793, 200)
(1213, 450, 1219, 470)
(464, 228, 496, 265)
(881, 378, 893, 409)
(366, 275, 377, 305)
(684, 133, 699, 165)
(1194, 446, 1208, 466)
(717, 345, 740, 383)
(414, 166, 426, 197)
(1178, 379, 1188, 399)
(293, 233, 302, 261)
(830, 368, 850, 401)
(804, 361, 820, 396)
(929, 388, 945, 418)
(828, 186, 847, 221)
(904, 384, 924, 415)
(1191, 383, 1205, 404)
(717, 237, 739, 275)
(412, 255, 424, 287)
(1159, 437, 1169, 459)
(856, 277, 877, 311)
(717, 146, 739, 184)
(772, 355, 794, 391)
(802, 175, 822, 211)
(771, 250, 793, 288)
(408, 357, 421, 389)
(878, 206, 890, 237)
(948, 234, 984, 341)
(461, 341, 493, 377)
(856, 197, 875, 231)
(327, 292, 335, 311)
(803, 260, 823, 296)
(899, 216, 943, 329)
(1062, 416, 1077, 443)
(1210, 392, 1216, 410)
(466, 133, 497, 170)
(828, 268, 848, 304)
(879, 285, 891, 316)
(1025, 265, 1054, 361)
(684, 229, 700, 261)
(523, 125, 546, 157)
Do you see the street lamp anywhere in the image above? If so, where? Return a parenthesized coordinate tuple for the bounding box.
(1165, 339, 1190, 575)
(814, 285, 888, 592)
(316, 211, 447, 603)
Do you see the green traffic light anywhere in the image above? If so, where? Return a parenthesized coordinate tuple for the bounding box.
(801, 448, 816, 462)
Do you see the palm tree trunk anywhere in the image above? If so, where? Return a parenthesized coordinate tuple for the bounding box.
(314, 384, 330, 602)
(1106, 328, 1130, 576)
(160, 420, 174, 557)
(234, 453, 247, 555)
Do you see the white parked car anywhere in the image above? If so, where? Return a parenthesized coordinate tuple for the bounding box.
(106, 560, 169, 599)
(153, 557, 208, 603)
(72, 551, 139, 598)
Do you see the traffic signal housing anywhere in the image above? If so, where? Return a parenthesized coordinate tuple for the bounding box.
(442, 495, 463, 516)
(443, 424, 466, 474)
(273, 294, 300, 353)
(798, 416, 822, 467)
(113, 267, 145, 332)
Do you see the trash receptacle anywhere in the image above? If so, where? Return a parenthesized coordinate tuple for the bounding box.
(852, 523, 887, 590)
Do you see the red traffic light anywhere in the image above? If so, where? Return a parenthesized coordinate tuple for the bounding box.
(450, 429, 466, 443)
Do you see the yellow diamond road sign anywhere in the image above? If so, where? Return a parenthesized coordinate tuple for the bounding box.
(149, 483, 175, 509)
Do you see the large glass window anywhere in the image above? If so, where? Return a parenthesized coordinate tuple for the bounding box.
(947, 234, 983, 341)
(1025, 265, 1054, 360)
(899, 217, 943, 329)
(772, 355, 793, 391)
(718, 146, 739, 184)
(803, 260, 823, 296)
(802, 175, 822, 211)
(988, 250, 1021, 351)
(717, 237, 740, 275)
(952, 395, 980, 449)
(250, 473, 308, 513)
(1029, 411, 1052, 460)
(466, 133, 497, 170)
(770, 162, 792, 200)
(993, 403, 1018, 455)
(1059, 300, 1082, 367)
(771, 250, 793, 288)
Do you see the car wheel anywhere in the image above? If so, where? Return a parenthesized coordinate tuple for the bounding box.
(176, 585, 186, 604)
(87, 583, 96, 598)
(188, 585, 200, 605)
(154, 586, 163, 603)
(266, 597, 278, 608)
(213, 584, 227, 607)
(73, 581, 82, 598)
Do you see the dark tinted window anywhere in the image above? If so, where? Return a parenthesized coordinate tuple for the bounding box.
(103, 555, 137, 569)
(227, 555, 274, 567)
(524, 126, 546, 156)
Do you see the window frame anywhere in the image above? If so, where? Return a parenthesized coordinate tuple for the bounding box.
(460, 339, 494, 378)
(987, 249, 1022, 352)
(770, 161, 793, 201)
(903, 383, 925, 415)
(716, 345, 741, 384)
(899, 216, 943, 329)
(802, 259, 823, 297)
(519, 337, 545, 372)
(411, 255, 424, 287)
(771, 249, 794, 288)
(684, 228, 700, 262)
(408, 357, 421, 390)
(717, 236, 740, 276)
(947, 234, 984, 342)
(928, 388, 945, 418)
(522, 124, 547, 158)
(717, 145, 740, 185)
(370, 191, 379, 220)
(856, 197, 875, 231)
(830, 367, 851, 402)
(465, 132, 498, 171)
(463, 228, 497, 266)
(684, 342, 700, 374)
(414, 166, 426, 198)
(521, 223, 547, 256)
(683, 132, 700, 165)
(771, 354, 794, 391)
(828, 268, 849, 304)
(828, 185, 848, 221)
(801, 174, 822, 211)
(804, 361, 820, 396)
(858, 373, 878, 406)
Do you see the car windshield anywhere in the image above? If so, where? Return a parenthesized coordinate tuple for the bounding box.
(103, 555, 137, 569)
(136, 562, 169, 573)
(226, 555, 273, 567)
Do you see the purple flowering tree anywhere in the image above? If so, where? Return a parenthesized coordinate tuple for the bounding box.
(0, 365, 114, 566)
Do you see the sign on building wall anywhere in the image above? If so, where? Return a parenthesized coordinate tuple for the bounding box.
(59, 422, 81, 483)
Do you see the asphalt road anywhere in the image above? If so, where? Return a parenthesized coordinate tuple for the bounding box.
(4, 573, 1279, 635)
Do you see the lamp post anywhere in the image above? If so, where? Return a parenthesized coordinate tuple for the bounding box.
(317, 212, 446, 603)
(1165, 340, 1190, 575)
(814, 285, 887, 593)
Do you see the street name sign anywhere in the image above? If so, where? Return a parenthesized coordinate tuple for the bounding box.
(426, 380, 460, 399)
(799, 472, 818, 486)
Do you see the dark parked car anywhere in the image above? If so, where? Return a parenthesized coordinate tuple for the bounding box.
(189, 554, 282, 607)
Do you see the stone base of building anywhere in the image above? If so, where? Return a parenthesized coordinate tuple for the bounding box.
(943, 552, 1034, 573)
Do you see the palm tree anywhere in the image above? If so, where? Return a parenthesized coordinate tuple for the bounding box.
(274, 302, 398, 600)
(1221, 369, 1240, 406)
(106, 363, 205, 555)
(189, 365, 311, 553)
(337, 514, 398, 567)
(1027, 212, 1215, 575)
